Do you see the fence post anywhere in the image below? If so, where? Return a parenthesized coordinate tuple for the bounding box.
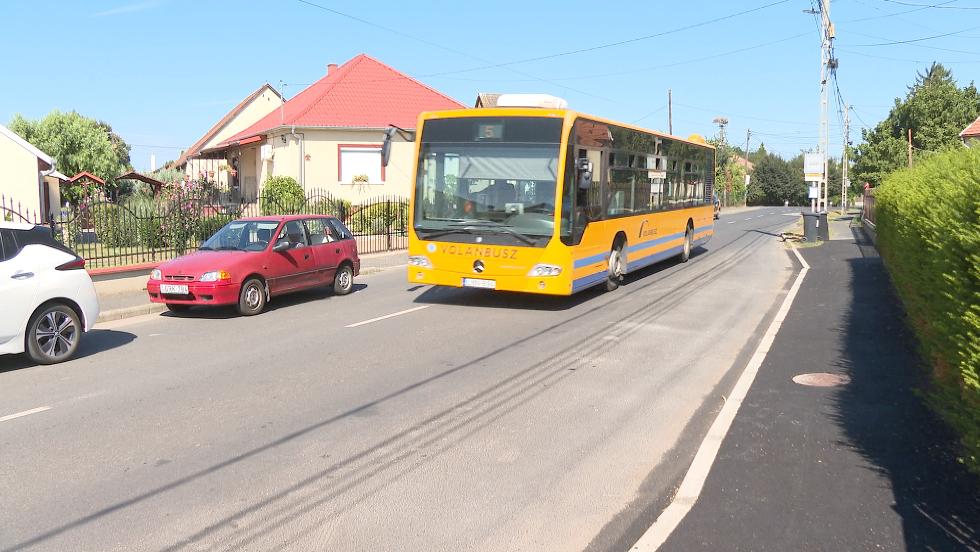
(386, 198, 392, 251)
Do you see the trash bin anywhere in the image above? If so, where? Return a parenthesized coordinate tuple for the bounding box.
(802, 212, 820, 242)
(818, 211, 830, 241)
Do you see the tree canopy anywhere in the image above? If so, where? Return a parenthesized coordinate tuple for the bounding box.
(8, 110, 132, 203)
(852, 63, 980, 187)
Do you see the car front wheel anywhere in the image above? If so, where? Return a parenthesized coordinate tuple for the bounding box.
(26, 304, 81, 365)
(237, 278, 266, 316)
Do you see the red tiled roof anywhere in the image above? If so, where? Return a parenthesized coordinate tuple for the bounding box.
(175, 83, 282, 167)
(219, 54, 464, 147)
(960, 115, 980, 138)
(68, 171, 106, 185)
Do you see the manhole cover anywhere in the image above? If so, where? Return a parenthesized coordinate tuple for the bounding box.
(792, 372, 851, 387)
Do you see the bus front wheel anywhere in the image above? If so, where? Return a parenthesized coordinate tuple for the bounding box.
(606, 242, 626, 291)
(680, 225, 693, 263)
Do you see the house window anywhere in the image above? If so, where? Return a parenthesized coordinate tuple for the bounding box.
(338, 144, 384, 184)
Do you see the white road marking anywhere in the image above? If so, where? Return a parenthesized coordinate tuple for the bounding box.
(727, 221, 736, 224)
(0, 406, 52, 423)
(631, 246, 810, 551)
(346, 305, 431, 328)
(743, 218, 753, 221)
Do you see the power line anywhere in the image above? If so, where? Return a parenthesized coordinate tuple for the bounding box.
(846, 24, 980, 46)
(879, 0, 980, 8)
(416, 0, 793, 77)
(842, 0, 963, 21)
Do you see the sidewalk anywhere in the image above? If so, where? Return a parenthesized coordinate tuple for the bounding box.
(93, 249, 407, 323)
(659, 216, 980, 550)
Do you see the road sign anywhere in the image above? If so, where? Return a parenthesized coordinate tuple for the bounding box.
(804, 153, 823, 181)
(808, 184, 820, 199)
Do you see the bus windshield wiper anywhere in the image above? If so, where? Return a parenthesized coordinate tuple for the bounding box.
(415, 226, 477, 240)
(446, 221, 537, 246)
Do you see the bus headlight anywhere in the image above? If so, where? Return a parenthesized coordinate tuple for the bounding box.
(408, 255, 433, 268)
(528, 264, 562, 277)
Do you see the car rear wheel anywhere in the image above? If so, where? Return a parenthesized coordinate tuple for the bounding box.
(237, 278, 266, 316)
(26, 304, 81, 365)
(333, 264, 354, 295)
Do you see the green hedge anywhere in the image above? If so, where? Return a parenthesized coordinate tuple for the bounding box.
(350, 201, 408, 234)
(261, 176, 305, 215)
(875, 146, 980, 473)
(90, 204, 137, 247)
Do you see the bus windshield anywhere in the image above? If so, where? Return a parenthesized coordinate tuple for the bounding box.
(413, 117, 563, 247)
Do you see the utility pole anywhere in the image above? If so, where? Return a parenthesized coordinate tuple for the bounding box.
(817, 0, 835, 213)
(668, 89, 673, 135)
(841, 104, 849, 214)
(907, 128, 913, 167)
(743, 128, 751, 207)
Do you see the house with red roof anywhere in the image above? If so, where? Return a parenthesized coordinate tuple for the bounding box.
(200, 54, 464, 201)
(960, 115, 980, 147)
(176, 83, 283, 197)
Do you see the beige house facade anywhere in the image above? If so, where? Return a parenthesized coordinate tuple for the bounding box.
(0, 122, 61, 221)
(202, 54, 464, 204)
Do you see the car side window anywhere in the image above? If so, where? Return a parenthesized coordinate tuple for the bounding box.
(276, 220, 309, 248)
(0, 229, 8, 261)
(326, 218, 353, 240)
(303, 218, 334, 245)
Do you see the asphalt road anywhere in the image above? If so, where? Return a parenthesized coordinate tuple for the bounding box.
(1, 206, 802, 552)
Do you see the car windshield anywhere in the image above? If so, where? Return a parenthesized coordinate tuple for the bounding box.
(414, 117, 563, 247)
(200, 220, 281, 252)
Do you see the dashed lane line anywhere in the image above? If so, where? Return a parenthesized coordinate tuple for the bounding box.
(345, 305, 431, 328)
(0, 406, 52, 423)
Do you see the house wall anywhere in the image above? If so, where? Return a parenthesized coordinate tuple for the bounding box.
(0, 135, 43, 219)
(261, 128, 416, 202)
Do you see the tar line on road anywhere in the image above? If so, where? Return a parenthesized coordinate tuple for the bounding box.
(629, 245, 811, 551)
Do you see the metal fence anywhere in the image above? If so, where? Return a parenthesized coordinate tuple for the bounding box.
(2, 189, 409, 269)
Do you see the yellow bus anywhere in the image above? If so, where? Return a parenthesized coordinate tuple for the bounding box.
(385, 95, 715, 295)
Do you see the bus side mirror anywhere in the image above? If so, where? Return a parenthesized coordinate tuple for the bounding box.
(381, 125, 417, 167)
(576, 158, 593, 189)
(381, 127, 396, 167)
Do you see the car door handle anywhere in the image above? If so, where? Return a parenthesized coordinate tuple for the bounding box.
(11, 271, 34, 280)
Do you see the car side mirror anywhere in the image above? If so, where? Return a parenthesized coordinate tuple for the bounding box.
(272, 240, 291, 252)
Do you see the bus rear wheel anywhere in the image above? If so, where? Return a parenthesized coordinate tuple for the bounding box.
(606, 242, 626, 291)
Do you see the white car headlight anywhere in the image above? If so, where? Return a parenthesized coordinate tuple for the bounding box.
(150, 269, 162, 280)
(408, 255, 433, 268)
(200, 270, 231, 282)
(528, 264, 562, 277)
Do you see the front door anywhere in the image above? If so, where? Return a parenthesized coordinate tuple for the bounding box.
(266, 220, 317, 294)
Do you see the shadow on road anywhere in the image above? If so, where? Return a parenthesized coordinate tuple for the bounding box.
(833, 227, 980, 549)
(0, 329, 137, 374)
(157, 284, 368, 320)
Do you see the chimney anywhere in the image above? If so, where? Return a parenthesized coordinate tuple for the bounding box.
(327, 63, 338, 75)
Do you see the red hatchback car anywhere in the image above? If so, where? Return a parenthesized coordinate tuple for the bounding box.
(147, 215, 360, 315)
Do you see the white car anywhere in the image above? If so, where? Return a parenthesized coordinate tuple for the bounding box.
(0, 222, 100, 364)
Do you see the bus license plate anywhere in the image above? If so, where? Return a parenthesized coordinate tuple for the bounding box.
(160, 284, 189, 295)
(462, 278, 496, 289)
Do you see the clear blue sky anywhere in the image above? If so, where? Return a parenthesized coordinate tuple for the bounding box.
(2, 0, 977, 171)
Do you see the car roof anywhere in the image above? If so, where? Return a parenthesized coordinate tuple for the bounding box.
(237, 214, 337, 222)
(0, 221, 38, 230)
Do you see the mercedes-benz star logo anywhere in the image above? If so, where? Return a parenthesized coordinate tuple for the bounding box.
(473, 260, 485, 274)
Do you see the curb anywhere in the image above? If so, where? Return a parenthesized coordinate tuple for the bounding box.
(97, 303, 166, 324)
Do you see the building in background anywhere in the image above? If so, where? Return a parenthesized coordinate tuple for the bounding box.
(201, 54, 464, 202)
(175, 83, 284, 199)
(960, 115, 980, 147)
(0, 122, 65, 222)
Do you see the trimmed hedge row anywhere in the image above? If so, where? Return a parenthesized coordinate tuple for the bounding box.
(875, 146, 980, 473)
